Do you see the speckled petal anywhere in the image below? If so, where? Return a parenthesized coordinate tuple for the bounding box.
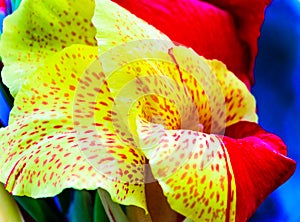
(0, 45, 147, 210)
(95, 44, 245, 221)
(136, 119, 236, 221)
(206, 59, 258, 126)
(126, 46, 258, 221)
(169, 46, 257, 131)
(0, 0, 97, 97)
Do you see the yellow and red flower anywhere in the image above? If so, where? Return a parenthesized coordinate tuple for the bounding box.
(0, 0, 295, 221)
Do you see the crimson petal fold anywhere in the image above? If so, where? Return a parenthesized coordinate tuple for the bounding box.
(224, 121, 296, 222)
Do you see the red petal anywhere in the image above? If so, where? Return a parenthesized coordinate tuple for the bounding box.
(204, 0, 271, 85)
(112, 0, 270, 87)
(223, 121, 296, 221)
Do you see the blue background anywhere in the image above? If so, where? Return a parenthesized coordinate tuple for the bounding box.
(250, 0, 300, 221)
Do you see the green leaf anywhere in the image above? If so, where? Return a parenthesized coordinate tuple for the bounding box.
(14, 196, 62, 222)
(68, 190, 93, 222)
(93, 191, 109, 222)
(97, 188, 129, 222)
(0, 184, 24, 222)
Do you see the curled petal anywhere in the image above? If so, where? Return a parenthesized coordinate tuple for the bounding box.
(137, 122, 295, 221)
(170, 47, 258, 130)
(223, 121, 296, 221)
(137, 119, 236, 221)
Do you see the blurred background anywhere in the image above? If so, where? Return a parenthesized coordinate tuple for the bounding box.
(250, 0, 300, 221)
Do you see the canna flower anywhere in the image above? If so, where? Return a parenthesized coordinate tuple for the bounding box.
(0, 0, 295, 222)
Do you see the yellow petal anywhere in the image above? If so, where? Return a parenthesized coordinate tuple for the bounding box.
(137, 119, 236, 221)
(206, 59, 258, 125)
(0, 0, 96, 97)
(169, 46, 258, 132)
(0, 45, 147, 211)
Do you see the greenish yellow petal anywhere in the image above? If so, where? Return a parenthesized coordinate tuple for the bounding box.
(0, 45, 147, 211)
(0, 0, 97, 97)
(1, 45, 98, 195)
(169, 46, 258, 131)
(206, 59, 258, 125)
(71, 43, 198, 212)
(137, 119, 236, 221)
